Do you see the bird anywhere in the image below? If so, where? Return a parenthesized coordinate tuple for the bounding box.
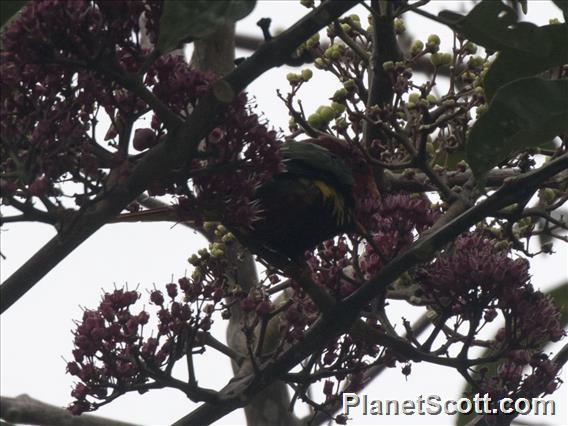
(247, 138, 379, 258)
(117, 137, 380, 259)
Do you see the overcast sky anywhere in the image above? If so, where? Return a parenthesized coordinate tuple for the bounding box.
(1, 2, 566, 426)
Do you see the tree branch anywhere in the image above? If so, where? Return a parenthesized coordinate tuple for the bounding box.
(0, 394, 139, 426)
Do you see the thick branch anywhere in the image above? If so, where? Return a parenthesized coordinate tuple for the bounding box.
(0, 394, 139, 426)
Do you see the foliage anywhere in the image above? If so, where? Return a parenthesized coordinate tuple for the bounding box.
(157, 0, 256, 53)
(0, 1, 566, 426)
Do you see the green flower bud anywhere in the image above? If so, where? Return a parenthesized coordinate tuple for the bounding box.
(331, 101, 346, 115)
(330, 46, 342, 60)
(306, 33, 320, 47)
(188, 254, 200, 266)
(348, 15, 361, 29)
(426, 35, 440, 52)
(301, 69, 313, 81)
(324, 47, 335, 60)
(474, 86, 484, 97)
(539, 188, 557, 204)
(286, 72, 301, 84)
(463, 41, 477, 54)
(197, 248, 209, 257)
(314, 58, 326, 69)
(340, 23, 351, 34)
(468, 56, 485, 68)
(382, 60, 395, 71)
(440, 53, 452, 65)
(222, 233, 235, 243)
(408, 92, 421, 103)
(426, 94, 437, 104)
(307, 113, 325, 129)
(394, 18, 405, 34)
(211, 248, 224, 258)
(427, 34, 440, 46)
(209, 242, 225, 252)
(317, 105, 336, 122)
(411, 40, 424, 55)
(333, 87, 348, 101)
(203, 221, 216, 232)
(343, 79, 356, 91)
(430, 53, 442, 66)
(476, 104, 488, 117)
(549, 18, 560, 25)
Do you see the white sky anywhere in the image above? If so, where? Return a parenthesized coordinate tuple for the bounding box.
(1, 2, 566, 426)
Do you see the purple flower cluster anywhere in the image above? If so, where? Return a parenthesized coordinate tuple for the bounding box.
(1, 1, 162, 202)
(479, 351, 562, 411)
(67, 288, 152, 414)
(67, 271, 226, 414)
(418, 233, 564, 345)
(500, 286, 565, 345)
(418, 234, 527, 313)
(307, 237, 353, 298)
(1, 0, 282, 227)
(360, 193, 440, 277)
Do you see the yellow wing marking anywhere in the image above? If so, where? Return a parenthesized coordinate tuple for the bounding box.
(312, 180, 347, 225)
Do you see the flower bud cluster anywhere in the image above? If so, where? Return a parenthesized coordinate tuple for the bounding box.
(67, 260, 230, 414)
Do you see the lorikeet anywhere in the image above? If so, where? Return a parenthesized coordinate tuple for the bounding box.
(249, 138, 379, 257)
(118, 138, 379, 258)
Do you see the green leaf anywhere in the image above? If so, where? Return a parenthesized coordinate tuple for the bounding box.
(484, 24, 568, 101)
(439, 0, 547, 55)
(511, 0, 528, 14)
(435, 150, 466, 171)
(548, 281, 568, 327)
(157, 0, 256, 54)
(467, 78, 568, 178)
(552, 0, 568, 20)
(0, 0, 26, 29)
